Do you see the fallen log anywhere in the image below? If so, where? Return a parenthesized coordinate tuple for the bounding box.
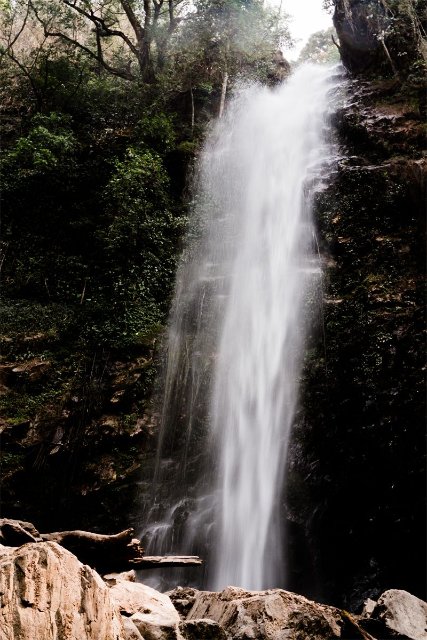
(40, 528, 145, 572)
(131, 555, 203, 568)
(0, 519, 202, 573)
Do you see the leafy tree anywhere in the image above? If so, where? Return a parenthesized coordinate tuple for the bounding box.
(3, 0, 291, 82)
(4, 112, 76, 173)
(164, 0, 292, 120)
(79, 145, 186, 348)
(298, 27, 340, 65)
(0, 0, 187, 83)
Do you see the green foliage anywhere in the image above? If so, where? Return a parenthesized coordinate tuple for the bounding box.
(0, 300, 71, 340)
(165, 0, 292, 91)
(106, 147, 170, 213)
(0, 388, 62, 423)
(103, 147, 176, 275)
(135, 113, 176, 155)
(1, 452, 26, 476)
(298, 28, 340, 65)
(86, 146, 185, 349)
(4, 112, 76, 174)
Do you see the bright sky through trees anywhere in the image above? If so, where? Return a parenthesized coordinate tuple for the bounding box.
(280, 0, 333, 59)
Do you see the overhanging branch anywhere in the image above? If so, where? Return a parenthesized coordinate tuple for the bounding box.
(29, 0, 136, 81)
(61, 0, 140, 58)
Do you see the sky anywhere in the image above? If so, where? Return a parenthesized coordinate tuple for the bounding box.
(279, 0, 333, 60)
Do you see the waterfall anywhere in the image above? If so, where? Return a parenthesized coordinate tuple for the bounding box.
(141, 64, 339, 591)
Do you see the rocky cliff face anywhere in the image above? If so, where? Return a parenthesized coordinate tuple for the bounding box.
(333, 0, 426, 79)
(286, 0, 426, 610)
(0, 344, 160, 533)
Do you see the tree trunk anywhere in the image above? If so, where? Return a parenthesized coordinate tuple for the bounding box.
(219, 71, 228, 119)
(190, 85, 195, 134)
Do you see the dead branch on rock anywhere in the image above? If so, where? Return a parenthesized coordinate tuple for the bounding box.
(0, 519, 202, 573)
(40, 527, 145, 572)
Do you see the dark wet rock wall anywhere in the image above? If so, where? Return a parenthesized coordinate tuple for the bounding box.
(286, 73, 426, 609)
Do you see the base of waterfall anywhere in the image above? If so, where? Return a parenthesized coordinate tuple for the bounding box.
(1, 539, 426, 640)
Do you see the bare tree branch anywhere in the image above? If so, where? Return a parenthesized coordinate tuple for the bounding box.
(2, 48, 42, 108)
(29, 0, 135, 80)
(0, 1, 31, 62)
(61, 0, 139, 58)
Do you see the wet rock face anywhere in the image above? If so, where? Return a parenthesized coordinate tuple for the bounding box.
(333, 0, 385, 73)
(0, 347, 159, 533)
(332, 0, 425, 76)
(286, 73, 426, 608)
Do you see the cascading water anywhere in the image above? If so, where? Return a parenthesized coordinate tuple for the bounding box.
(141, 64, 339, 591)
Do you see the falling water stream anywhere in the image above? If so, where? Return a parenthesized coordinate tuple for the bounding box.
(142, 64, 339, 591)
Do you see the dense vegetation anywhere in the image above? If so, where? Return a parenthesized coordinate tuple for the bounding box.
(0, 0, 291, 528)
(0, 0, 290, 354)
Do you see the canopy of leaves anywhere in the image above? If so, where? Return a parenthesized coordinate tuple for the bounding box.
(298, 27, 340, 65)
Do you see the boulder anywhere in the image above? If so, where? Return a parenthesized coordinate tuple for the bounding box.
(362, 589, 427, 640)
(172, 586, 344, 640)
(131, 611, 182, 640)
(122, 617, 146, 640)
(108, 580, 182, 640)
(168, 586, 198, 617)
(0, 541, 124, 640)
(110, 580, 180, 620)
(179, 618, 227, 639)
(104, 570, 137, 586)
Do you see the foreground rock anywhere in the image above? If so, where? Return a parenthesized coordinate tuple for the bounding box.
(108, 577, 182, 639)
(0, 542, 123, 640)
(361, 589, 427, 640)
(179, 618, 227, 639)
(2, 541, 426, 640)
(169, 586, 374, 639)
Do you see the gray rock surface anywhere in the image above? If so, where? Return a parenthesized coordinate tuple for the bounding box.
(366, 589, 427, 640)
(104, 569, 137, 586)
(107, 579, 183, 639)
(172, 586, 343, 640)
(131, 610, 183, 640)
(0, 541, 124, 640)
(122, 616, 146, 640)
(179, 618, 228, 639)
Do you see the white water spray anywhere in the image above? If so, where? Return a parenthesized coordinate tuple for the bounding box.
(142, 64, 339, 591)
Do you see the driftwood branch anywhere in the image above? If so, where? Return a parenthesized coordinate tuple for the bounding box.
(132, 555, 202, 568)
(0, 519, 202, 573)
(40, 527, 144, 571)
